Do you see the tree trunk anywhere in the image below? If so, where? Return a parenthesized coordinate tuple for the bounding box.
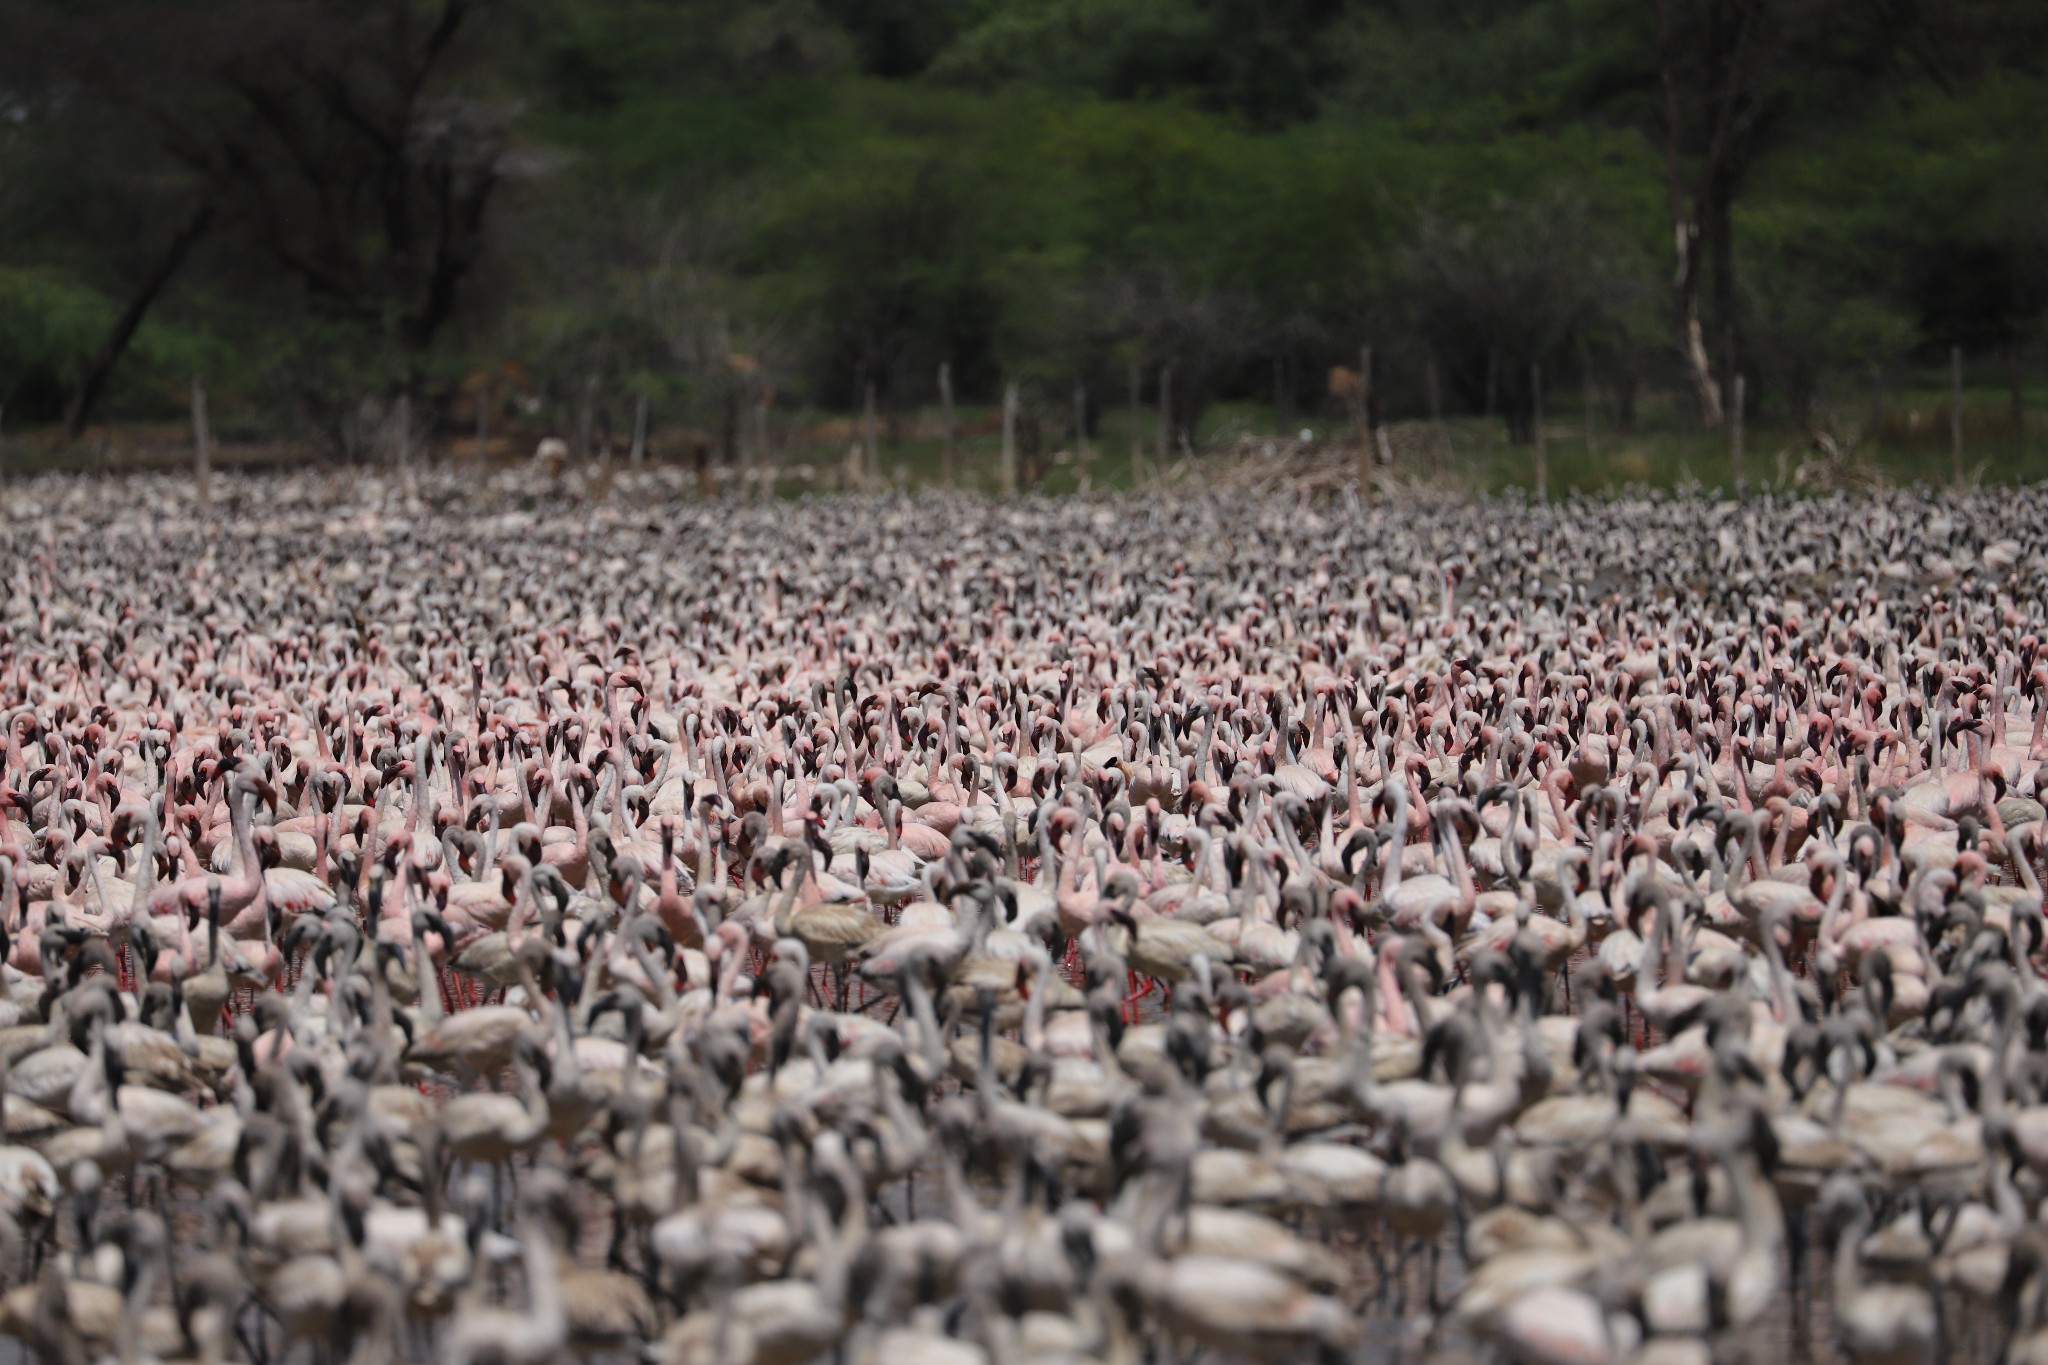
(475, 380, 490, 461)
(1531, 362, 1548, 502)
(1654, 0, 1747, 432)
(64, 202, 214, 439)
(1709, 171, 1738, 399)
(1671, 225, 1725, 430)
(630, 391, 648, 468)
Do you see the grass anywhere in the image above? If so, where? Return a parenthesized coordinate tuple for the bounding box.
(4, 381, 2043, 497)
(1447, 418, 2048, 496)
(810, 400, 2046, 498)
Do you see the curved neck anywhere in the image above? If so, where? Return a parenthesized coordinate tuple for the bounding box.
(1381, 789, 1408, 897)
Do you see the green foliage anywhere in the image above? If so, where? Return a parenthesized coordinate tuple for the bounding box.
(0, 269, 115, 416)
(2, 0, 2043, 455)
(0, 268, 221, 421)
(928, 0, 1345, 126)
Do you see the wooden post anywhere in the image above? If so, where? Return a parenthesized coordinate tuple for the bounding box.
(938, 361, 956, 487)
(735, 383, 753, 490)
(1952, 344, 1965, 482)
(1531, 362, 1548, 502)
(580, 373, 599, 462)
(719, 384, 739, 468)
(1426, 357, 1453, 460)
(630, 391, 648, 468)
(2011, 348, 2026, 445)
(191, 377, 212, 511)
(1000, 380, 1020, 496)
(1128, 360, 1143, 487)
(1730, 374, 1746, 493)
(475, 381, 489, 461)
(1074, 381, 1090, 492)
(753, 385, 771, 486)
(862, 382, 879, 487)
(1580, 355, 1596, 458)
(1354, 345, 1373, 496)
(394, 391, 413, 491)
(1156, 363, 1172, 485)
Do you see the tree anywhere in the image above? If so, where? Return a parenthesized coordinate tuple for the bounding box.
(1393, 190, 1655, 440)
(930, 0, 1347, 127)
(6, 0, 514, 435)
(59, 205, 214, 437)
(2, 3, 219, 433)
(1092, 270, 1255, 443)
(754, 142, 1002, 411)
(1652, 0, 1739, 428)
(7, 0, 2048, 459)
(184, 0, 511, 362)
(1640, 0, 1950, 429)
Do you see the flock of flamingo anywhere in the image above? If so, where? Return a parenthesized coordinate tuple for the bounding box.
(0, 465, 2041, 1364)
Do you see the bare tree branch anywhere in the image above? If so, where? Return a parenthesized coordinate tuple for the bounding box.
(63, 201, 215, 436)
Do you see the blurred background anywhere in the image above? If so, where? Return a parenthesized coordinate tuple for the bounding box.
(0, 0, 2044, 493)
